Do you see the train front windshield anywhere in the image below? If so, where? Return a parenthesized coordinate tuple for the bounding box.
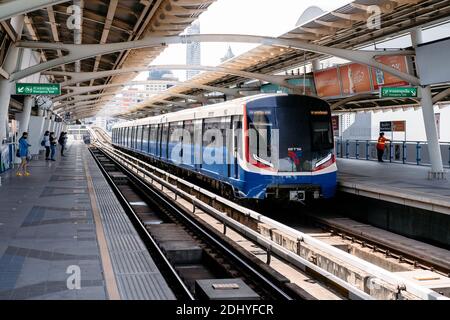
(247, 97, 333, 172)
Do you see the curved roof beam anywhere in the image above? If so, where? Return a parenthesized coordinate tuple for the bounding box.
(0, 0, 70, 22)
(43, 65, 293, 89)
(62, 95, 188, 113)
(330, 94, 375, 110)
(54, 91, 206, 112)
(53, 80, 240, 103)
(57, 100, 109, 112)
(116, 91, 209, 104)
(432, 87, 450, 104)
(13, 34, 419, 85)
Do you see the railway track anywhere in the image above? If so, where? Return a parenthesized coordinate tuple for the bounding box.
(89, 127, 448, 300)
(89, 130, 318, 300)
(310, 215, 450, 277)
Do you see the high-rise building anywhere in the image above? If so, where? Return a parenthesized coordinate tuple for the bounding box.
(145, 69, 177, 98)
(221, 46, 235, 63)
(186, 21, 201, 80)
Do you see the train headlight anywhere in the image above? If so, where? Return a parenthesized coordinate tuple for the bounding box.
(313, 153, 335, 171)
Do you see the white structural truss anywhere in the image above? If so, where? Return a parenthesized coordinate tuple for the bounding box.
(0, 0, 70, 22)
(52, 80, 241, 103)
(12, 34, 419, 85)
(43, 64, 294, 90)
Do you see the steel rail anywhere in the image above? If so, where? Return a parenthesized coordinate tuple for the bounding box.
(91, 136, 296, 300)
(90, 132, 371, 300)
(88, 147, 194, 301)
(90, 128, 448, 300)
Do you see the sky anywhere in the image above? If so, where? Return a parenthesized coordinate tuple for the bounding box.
(135, 0, 354, 81)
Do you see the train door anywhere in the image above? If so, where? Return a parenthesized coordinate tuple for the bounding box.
(230, 116, 241, 179)
(157, 124, 162, 157)
(193, 119, 203, 171)
(161, 123, 169, 159)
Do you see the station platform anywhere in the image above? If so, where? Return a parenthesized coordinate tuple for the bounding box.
(0, 140, 175, 300)
(337, 159, 450, 215)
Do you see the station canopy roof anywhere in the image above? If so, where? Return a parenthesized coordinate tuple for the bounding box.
(1, 0, 217, 117)
(112, 0, 450, 120)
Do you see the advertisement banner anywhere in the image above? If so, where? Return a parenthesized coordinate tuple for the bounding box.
(392, 121, 406, 132)
(313, 68, 341, 98)
(339, 63, 372, 95)
(371, 56, 409, 90)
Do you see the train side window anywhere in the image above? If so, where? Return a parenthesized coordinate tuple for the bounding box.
(161, 123, 169, 158)
(150, 124, 157, 155)
(128, 127, 133, 148)
(143, 125, 150, 153)
(130, 127, 134, 148)
(194, 119, 203, 166)
(157, 124, 162, 157)
(137, 125, 143, 151)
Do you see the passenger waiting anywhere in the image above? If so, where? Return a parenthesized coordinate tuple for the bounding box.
(42, 131, 50, 160)
(50, 132, 57, 161)
(58, 132, 67, 157)
(16, 132, 31, 176)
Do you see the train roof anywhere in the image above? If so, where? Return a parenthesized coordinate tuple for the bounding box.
(113, 93, 288, 129)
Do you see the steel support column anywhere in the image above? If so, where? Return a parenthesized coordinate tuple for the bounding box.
(0, 15, 24, 143)
(412, 28, 445, 178)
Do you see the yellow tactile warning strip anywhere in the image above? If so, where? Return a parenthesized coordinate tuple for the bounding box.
(83, 156, 121, 300)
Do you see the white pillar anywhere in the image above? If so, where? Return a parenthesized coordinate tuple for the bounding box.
(411, 28, 445, 178)
(0, 15, 24, 143)
(17, 96, 34, 136)
(312, 59, 321, 72)
(28, 115, 45, 155)
(420, 86, 444, 178)
(411, 28, 423, 48)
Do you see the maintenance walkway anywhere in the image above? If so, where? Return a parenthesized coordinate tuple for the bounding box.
(0, 140, 175, 300)
(337, 159, 450, 215)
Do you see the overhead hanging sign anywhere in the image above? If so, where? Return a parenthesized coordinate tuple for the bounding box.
(416, 37, 450, 86)
(16, 83, 61, 95)
(380, 87, 418, 98)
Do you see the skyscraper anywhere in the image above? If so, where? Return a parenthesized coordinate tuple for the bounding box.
(186, 21, 201, 80)
(221, 46, 235, 63)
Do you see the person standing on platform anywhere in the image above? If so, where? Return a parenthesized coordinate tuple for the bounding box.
(42, 131, 50, 160)
(50, 132, 57, 161)
(16, 132, 31, 176)
(58, 132, 67, 157)
(376, 132, 391, 162)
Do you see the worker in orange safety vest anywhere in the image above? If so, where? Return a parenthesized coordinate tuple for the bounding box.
(376, 132, 391, 162)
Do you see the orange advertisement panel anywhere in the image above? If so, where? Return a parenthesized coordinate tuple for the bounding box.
(339, 63, 372, 95)
(371, 56, 409, 89)
(392, 121, 406, 132)
(313, 68, 341, 97)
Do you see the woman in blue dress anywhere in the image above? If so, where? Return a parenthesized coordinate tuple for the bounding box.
(16, 132, 31, 176)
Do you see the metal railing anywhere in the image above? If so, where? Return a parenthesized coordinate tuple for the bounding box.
(335, 139, 450, 168)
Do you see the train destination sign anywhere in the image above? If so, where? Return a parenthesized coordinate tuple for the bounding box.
(380, 87, 418, 98)
(16, 83, 61, 95)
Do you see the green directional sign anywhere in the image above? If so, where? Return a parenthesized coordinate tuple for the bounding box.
(16, 83, 61, 95)
(380, 86, 418, 98)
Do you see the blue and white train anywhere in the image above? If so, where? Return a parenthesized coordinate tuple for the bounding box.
(112, 94, 337, 202)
